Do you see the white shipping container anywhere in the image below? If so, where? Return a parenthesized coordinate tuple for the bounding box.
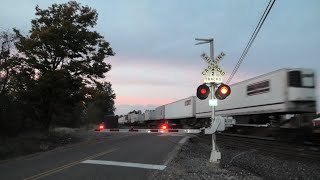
(155, 106, 165, 120)
(129, 113, 139, 122)
(128, 113, 133, 121)
(145, 110, 156, 120)
(138, 114, 145, 122)
(118, 116, 126, 124)
(165, 96, 196, 119)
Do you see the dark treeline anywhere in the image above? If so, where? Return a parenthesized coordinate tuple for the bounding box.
(0, 1, 116, 136)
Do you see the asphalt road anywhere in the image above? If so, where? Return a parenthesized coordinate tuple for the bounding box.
(0, 133, 187, 180)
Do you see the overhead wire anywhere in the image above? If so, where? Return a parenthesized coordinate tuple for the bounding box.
(227, 0, 272, 83)
(226, 0, 276, 84)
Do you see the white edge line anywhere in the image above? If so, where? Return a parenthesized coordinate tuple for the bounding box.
(81, 160, 166, 170)
(164, 136, 190, 166)
(178, 136, 189, 144)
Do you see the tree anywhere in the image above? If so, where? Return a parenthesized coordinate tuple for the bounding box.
(128, 110, 142, 114)
(0, 31, 17, 95)
(33, 70, 84, 129)
(0, 30, 36, 135)
(14, 1, 114, 82)
(83, 82, 116, 124)
(12, 1, 115, 130)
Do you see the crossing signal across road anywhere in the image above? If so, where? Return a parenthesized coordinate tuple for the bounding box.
(215, 83, 231, 100)
(196, 83, 231, 100)
(197, 84, 210, 100)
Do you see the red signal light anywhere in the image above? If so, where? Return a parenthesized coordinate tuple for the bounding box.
(220, 86, 228, 94)
(197, 84, 210, 100)
(162, 125, 167, 130)
(99, 125, 104, 129)
(215, 84, 231, 100)
(200, 88, 207, 94)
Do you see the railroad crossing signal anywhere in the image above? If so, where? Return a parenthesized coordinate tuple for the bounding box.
(195, 38, 228, 164)
(197, 84, 210, 100)
(196, 83, 231, 100)
(215, 83, 231, 100)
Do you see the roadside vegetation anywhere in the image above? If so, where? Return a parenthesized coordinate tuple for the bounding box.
(0, 1, 115, 159)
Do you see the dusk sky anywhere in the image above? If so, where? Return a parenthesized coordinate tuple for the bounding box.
(1, 0, 319, 115)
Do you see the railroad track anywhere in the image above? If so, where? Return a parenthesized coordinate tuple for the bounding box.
(215, 133, 320, 161)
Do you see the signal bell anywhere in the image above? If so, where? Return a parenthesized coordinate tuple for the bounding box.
(215, 83, 231, 100)
(197, 84, 210, 100)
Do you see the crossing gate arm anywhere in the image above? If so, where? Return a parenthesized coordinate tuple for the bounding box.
(97, 129, 202, 134)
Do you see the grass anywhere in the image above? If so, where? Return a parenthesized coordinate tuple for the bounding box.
(0, 128, 83, 161)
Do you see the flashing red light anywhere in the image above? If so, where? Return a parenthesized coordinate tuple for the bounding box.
(215, 83, 231, 100)
(197, 84, 210, 100)
(200, 88, 207, 94)
(220, 86, 228, 94)
(162, 125, 167, 130)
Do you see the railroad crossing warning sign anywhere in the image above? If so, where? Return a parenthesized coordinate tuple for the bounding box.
(204, 76, 222, 83)
(201, 52, 226, 83)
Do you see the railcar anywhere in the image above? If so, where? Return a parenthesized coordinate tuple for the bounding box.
(143, 68, 316, 129)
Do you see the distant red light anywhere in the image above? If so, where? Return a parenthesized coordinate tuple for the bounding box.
(200, 88, 207, 94)
(99, 125, 104, 129)
(162, 125, 167, 130)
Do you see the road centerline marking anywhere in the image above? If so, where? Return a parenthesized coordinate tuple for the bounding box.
(82, 160, 166, 170)
(23, 148, 118, 180)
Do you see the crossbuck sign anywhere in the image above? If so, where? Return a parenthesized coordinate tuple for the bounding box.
(201, 52, 226, 83)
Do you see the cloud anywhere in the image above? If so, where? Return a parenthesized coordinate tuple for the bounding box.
(105, 55, 245, 86)
(105, 55, 203, 95)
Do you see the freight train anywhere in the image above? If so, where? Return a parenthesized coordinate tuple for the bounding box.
(122, 68, 317, 130)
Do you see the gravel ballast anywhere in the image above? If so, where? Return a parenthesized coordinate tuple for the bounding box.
(152, 136, 261, 180)
(153, 135, 320, 180)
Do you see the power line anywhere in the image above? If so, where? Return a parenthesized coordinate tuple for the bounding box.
(226, 0, 276, 84)
(227, 0, 272, 83)
(227, 0, 276, 84)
